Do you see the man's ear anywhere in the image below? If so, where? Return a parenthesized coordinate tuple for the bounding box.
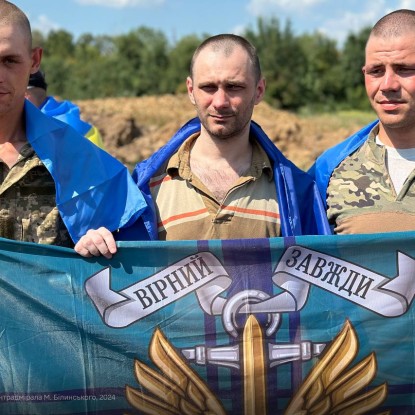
(255, 77, 266, 105)
(186, 76, 196, 105)
(31, 47, 43, 73)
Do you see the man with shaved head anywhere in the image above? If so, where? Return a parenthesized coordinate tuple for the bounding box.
(75, 34, 330, 258)
(311, 9, 415, 234)
(0, 1, 145, 246)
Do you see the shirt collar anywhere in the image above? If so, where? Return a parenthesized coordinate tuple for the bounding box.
(166, 133, 273, 181)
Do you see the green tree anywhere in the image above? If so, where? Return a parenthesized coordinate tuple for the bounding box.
(299, 32, 343, 111)
(114, 27, 169, 96)
(43, 30, 75, 59)
(38, 55, 72, 98)
(163, 34, 203, 94)
(244, 17, 308, 110)
(340, 27, 372, 110)
(33, 21, 379, 110)
(66, 34, 116, 99)
(31, 29, 46, 49)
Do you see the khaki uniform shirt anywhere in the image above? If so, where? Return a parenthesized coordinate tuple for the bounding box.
(0, 143, 72, 246)
(327, 125, 415, 234)
(149, 134, 281, 240)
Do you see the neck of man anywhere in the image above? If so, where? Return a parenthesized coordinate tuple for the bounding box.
(0, 116, 28, 168)
(190, 128, 253, 202)
(191, 128, 252, 168)
(0, 102, 27, 145)
(0, 125, 26, 146)
(378, 124, 415, 149)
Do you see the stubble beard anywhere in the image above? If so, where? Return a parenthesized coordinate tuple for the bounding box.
(201, 109, 253, 141)
(376, 106, 415, 131)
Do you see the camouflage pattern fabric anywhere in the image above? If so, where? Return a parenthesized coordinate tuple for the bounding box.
(0, 143, 73, 247)
(327, 126, 415, 233)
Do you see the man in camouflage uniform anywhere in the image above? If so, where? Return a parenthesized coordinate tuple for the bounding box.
(310, 9, 415, 234)
(0, 146, 69, 245)
(0, 1, 145, 247)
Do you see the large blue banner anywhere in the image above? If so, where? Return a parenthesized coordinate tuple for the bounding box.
(0, 233, 414, 414)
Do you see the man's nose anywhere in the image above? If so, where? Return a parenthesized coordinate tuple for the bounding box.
(380, 68, 400, 91)
(212, 88, 230, 109)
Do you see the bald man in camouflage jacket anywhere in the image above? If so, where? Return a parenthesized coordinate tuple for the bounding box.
(310, 10, 415, 234)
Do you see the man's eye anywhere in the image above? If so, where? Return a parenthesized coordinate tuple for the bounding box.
(365, 68, 383, 76)
(398, 67, 415, 74)
(227, 85, 243, 91)
(201, 86, 216, 92)
(4, 58, 18, 65)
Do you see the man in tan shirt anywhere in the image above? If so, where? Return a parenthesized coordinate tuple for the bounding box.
(75, 34, 329, 258)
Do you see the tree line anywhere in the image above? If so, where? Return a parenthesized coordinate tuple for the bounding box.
(32, 17, 372, 113)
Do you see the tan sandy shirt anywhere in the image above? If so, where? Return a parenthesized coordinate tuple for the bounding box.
(149, 134, 281, 240)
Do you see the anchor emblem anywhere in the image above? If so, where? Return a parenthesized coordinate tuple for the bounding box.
(125, 290, 388, 415)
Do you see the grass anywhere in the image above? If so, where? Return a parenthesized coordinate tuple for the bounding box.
(298, 110, 376, 130)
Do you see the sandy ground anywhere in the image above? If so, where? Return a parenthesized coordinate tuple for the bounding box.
(77, 94, 369, 171)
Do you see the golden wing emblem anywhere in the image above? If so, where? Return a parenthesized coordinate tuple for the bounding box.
(125, 327, 227, 415)
(284, 319, 389, 415)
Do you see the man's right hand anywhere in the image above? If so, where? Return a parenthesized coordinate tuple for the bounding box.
(74, 227, 117, 259)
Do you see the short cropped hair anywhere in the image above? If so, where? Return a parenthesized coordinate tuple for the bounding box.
(371, 9, 415, 38)
(0, 1, 32, 51)
(189, 34, 262, 83)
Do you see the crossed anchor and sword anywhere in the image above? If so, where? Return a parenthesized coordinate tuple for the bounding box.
(180, 290, 327, 414)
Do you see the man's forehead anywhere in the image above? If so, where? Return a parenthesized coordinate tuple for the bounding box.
(0, 24, 30, 50)
(194, 46, 250, 69)
(191, 43, 256, 82)
(196, 42, 248, 61)
(366, 34, 415, 56)
(367, 31, 415, 47)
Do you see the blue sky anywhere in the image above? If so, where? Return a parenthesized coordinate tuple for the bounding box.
(13, 0, 415, 46)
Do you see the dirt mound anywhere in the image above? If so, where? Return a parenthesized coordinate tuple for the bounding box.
(77, 94, 366, 171)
